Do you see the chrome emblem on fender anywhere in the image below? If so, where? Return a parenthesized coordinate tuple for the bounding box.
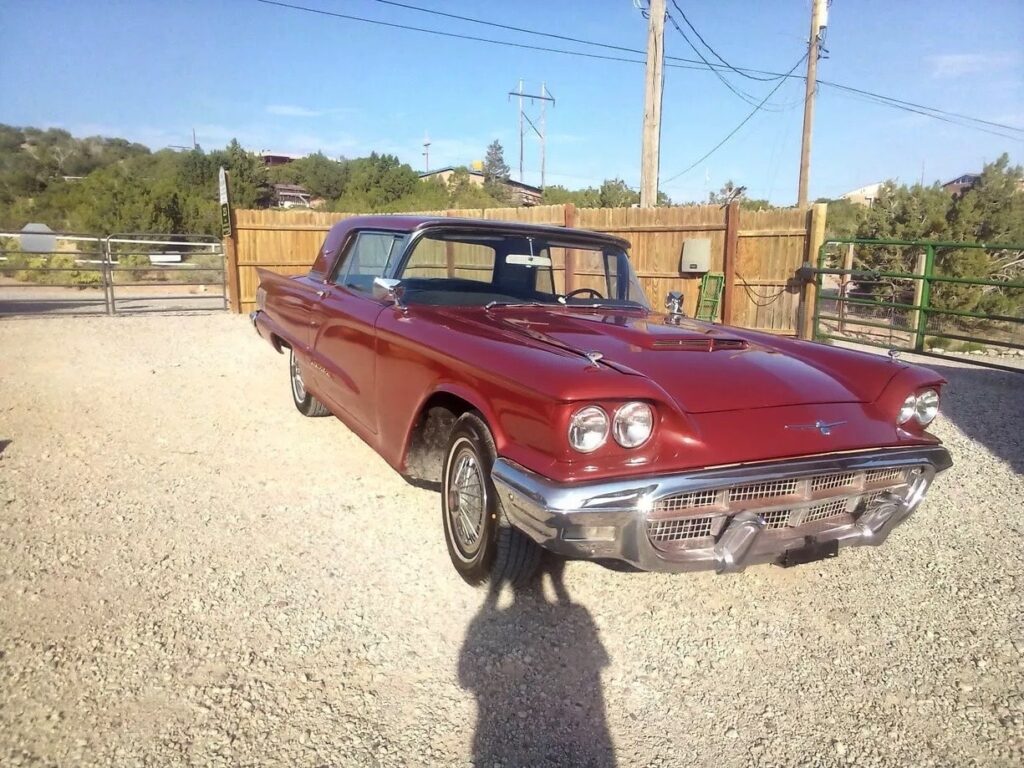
(785, 420, 847, 436)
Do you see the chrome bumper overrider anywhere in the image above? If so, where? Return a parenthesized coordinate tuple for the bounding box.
(491, 446, 952, 573)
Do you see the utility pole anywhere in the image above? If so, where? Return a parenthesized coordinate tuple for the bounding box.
(507, 80, 555, 187)
(797, 0, 828, 208)
(516, 79, 524, 182)
(640, 0, 665, 208)
(540, 82, 548, 189)
(422, 132, 431, 172)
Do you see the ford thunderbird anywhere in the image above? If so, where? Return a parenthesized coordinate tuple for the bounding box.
(251, 216, 952, 585)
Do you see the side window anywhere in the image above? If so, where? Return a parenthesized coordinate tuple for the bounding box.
(333, 232, 407, 292)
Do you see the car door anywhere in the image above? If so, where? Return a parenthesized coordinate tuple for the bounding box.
(310, 230, 407, 433)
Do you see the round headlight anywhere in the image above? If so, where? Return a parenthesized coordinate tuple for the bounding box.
(897, 394, 917, 425)
(914, 389, 939, 425)
(613, 402, 654, 448)
(897, 397, 921, 428)
(568, 406, 609, 453)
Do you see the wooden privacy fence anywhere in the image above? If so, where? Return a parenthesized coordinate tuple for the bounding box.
(226, 202, 826, 334)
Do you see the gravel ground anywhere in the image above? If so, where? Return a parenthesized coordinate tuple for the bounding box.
(1, 314, 1021, 767)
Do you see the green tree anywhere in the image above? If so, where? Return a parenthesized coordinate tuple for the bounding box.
(212, 140, 273, 209)
(847, 155, 1024, 326)
(269, 152, 349, 200)
(483, 140, 510, 183)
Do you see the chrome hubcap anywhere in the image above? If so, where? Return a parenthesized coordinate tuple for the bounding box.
(448, 445, 486, 558)
(291, 354, 306, 401)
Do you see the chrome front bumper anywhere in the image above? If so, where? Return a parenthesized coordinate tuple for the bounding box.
(491, 446, 952, 573)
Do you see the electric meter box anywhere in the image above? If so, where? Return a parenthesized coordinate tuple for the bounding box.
(680, 238, 711, 273)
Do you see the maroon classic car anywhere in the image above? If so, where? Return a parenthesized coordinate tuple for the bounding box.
(252, 216, 952, 585)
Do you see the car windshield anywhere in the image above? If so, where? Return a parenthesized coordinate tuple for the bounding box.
(395, 230, 650, 309)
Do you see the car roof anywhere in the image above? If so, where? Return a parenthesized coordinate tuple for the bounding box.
(329, 215, 631, 250)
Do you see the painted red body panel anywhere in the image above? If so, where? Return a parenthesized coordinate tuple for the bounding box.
(254, 216, 945, 485)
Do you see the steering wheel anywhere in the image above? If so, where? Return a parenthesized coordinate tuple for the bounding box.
(565, 287, 605, 300)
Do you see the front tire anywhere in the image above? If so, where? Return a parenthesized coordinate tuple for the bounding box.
(289, 348, 330, 417)
(442, 412, 542, 587)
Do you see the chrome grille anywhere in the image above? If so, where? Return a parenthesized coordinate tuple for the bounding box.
(647, 516, 714, 542)
(654, 488, 719, 514)
(729, 479, 799, 502)
(803, 497, 849, 523)
(866, 468, 906, 485)
(760, 509, 792, 529)
(811, 472, 857, 492)
(646, 463, 921, 550)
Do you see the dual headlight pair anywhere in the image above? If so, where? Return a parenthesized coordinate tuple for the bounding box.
(568, 402, 653, 453)
(898, 389, 940, 426)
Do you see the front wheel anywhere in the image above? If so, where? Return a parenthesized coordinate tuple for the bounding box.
(289, 349, 330, 417)
(442, 412, 542, 587)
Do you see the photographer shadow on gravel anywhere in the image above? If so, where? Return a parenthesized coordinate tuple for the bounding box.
(458, 559, 615, 767)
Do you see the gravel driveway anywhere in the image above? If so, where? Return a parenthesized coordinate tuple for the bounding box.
(1, 314, 1021, 767)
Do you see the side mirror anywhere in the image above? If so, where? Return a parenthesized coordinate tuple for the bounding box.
(665, 290, 685, 316)
(373, 277, 405, 308)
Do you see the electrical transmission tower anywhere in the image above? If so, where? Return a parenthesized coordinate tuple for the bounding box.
(508, 80, 555, 188)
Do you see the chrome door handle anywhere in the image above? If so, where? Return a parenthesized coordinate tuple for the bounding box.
(316, 289, 327, 298)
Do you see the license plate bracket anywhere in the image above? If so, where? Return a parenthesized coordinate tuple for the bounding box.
(776, 536, 840, 568)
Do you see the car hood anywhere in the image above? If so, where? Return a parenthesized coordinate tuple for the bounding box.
(465, 307, 899, 414)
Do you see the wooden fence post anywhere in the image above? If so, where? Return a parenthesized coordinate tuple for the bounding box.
(563, 203, 577, 293)
(722, 201, 739, 325)
(798, 202, 828, 339)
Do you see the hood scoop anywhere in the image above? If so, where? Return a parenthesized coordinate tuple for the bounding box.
(651, 337, 749, 352)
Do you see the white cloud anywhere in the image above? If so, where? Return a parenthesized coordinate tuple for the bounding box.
(925, 52, 1019, 78)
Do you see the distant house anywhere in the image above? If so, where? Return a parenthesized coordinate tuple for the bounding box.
(840, 182, 884, 207)
(942, 173, 981, 197)
(419, 167, 543, 206)
(261, 152, 299, 167)
(273, 183, 312, 208)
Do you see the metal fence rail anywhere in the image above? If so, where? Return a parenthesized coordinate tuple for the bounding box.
(810, 237, 1024, 373)
(0, 230, 227, 316)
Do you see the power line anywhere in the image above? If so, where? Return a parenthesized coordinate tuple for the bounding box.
(662, 54, 809, 186)
(667, 0, 782, 82)
(661, 4, 804, 113)
(367, 0, 1022, 135)
(254, 0, 666, 68)
(366, 0, 654, 59)
(662, 5, 777, 109)
(257, 0, 1024, 139)
(818, 80, 1024, 137)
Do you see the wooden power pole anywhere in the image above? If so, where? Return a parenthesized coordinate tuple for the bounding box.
(797, 0, 828, 208)
(640, 0, 665, 208)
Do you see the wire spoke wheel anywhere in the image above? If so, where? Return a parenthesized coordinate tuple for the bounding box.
(445, 442, 487, 560)
(290, 352, 306, 402)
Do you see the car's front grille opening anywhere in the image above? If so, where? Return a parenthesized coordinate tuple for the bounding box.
(647, 516, 714, 543)
(760, 509, 792, 529)
(729, 479, 800, 503)
(802, 497, 849, 524)
(646, 464, 920, 552)
(866, 468, 906, 485)
(811, 472, 857, 492)
(654, 488, 720, 514)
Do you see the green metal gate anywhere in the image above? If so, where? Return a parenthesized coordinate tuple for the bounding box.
(809, 238, 1024, 373)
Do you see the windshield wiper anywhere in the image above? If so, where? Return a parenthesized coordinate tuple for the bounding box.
(483, 300, 551, 310)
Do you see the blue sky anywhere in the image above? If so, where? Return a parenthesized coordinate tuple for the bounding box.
(1, 0, 1021, 204)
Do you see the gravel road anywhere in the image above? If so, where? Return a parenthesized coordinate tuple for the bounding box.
(1, 314, 1021, 767)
